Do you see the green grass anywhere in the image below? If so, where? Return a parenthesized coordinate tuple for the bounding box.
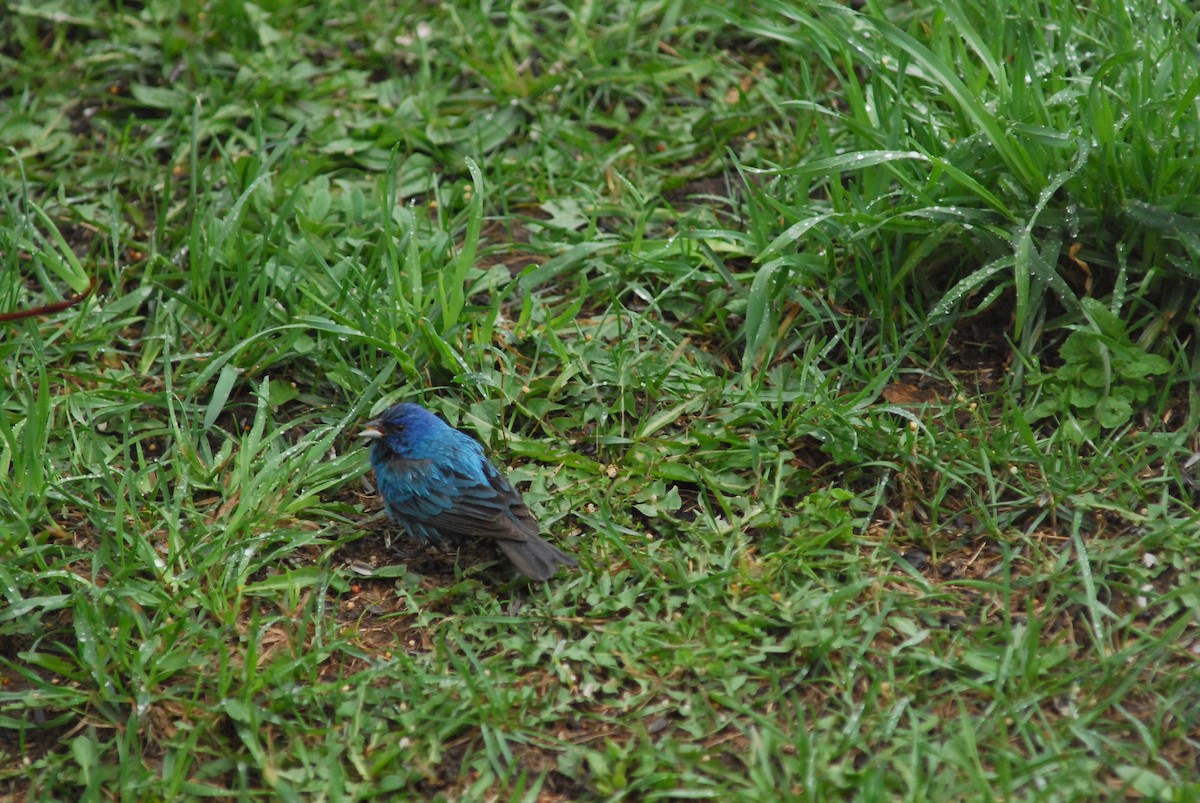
(2, 0, 1199, 798)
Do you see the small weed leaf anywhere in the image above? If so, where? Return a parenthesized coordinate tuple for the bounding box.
(1028, 298, 1173, 436)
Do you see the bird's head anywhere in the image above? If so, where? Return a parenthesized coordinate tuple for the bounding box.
(358, 402, 445, 457)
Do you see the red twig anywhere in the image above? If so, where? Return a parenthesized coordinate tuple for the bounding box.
(0, 277, 97, 323)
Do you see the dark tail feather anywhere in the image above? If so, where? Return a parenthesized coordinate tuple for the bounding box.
(496, 534, 577, 581)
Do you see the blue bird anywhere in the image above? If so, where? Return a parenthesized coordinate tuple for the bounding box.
(359, 402, 577, 581)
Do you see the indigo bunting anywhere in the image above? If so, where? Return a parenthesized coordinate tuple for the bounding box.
(359, 402, 578, 581)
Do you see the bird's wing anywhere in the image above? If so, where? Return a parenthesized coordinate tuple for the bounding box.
(380, 454, 539, 544)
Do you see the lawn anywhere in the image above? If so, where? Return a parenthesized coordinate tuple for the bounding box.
(2, 0, 1199, 799)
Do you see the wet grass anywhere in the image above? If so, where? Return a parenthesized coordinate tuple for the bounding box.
(2, 0, 1199, 798)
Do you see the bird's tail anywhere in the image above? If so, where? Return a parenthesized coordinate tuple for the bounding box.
(496, 534, 577, 581)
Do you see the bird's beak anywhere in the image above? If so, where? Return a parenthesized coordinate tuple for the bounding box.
(358, 419, 384, 440)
